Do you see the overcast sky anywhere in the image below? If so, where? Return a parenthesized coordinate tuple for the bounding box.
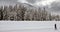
(0, 0, 60, 15)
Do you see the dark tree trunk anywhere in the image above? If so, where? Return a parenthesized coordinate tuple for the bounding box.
(21, 10, 25, 20)
(0, 9, 3, 20)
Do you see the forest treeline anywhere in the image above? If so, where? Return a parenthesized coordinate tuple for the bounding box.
(0, 4, 60, 21)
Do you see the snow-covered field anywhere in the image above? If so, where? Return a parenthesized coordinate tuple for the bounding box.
(0, 21, 60, 32)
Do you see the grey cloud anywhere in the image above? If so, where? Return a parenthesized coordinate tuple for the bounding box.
(0, 0, 17, 2)
(26, 0, 41, 4)
(50, 2, 60, 12)
(26, 0, 36, 4)
(46, 1, 60, 15)
(0, 0, 17, 6)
